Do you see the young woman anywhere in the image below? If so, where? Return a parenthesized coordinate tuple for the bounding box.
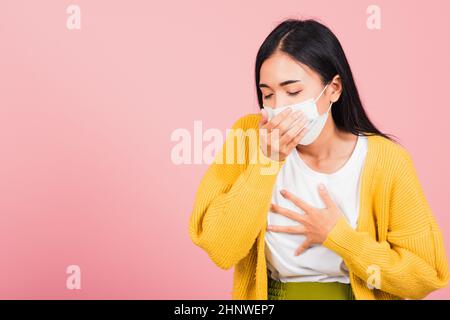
(189, 18, 449, 300)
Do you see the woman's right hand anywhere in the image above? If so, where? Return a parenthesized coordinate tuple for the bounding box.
(259, 108, 309, 162)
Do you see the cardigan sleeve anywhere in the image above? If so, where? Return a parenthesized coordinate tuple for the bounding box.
(322, 147, 450, 299)
(189, 115, 285, 270)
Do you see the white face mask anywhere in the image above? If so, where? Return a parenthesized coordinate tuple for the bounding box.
(262, 84, 333, 145)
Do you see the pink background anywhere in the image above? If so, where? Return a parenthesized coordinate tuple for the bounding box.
(0, 0, 449, 299)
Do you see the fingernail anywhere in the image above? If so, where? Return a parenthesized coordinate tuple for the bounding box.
(267, 225, 273, 230)
(280, 189, 286, 196)
(318, 183, 325, 190)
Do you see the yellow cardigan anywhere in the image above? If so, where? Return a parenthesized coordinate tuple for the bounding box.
(189, 113, 449, 299)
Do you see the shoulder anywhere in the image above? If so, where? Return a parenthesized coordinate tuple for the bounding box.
(230, 113, 262, 131)
(367, 134, 415, 172)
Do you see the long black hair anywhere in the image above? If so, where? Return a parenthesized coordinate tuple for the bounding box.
(255, 18, 395, 141)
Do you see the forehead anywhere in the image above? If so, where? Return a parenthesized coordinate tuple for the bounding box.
(259, 52, 318, 85)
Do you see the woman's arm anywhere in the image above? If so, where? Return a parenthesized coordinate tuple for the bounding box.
(323, 148, 450, 299)
(189, 114, 285, 270)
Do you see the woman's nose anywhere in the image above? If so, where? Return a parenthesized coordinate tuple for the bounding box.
(271, 96, 290, 109)
(273, 100, 289, 109)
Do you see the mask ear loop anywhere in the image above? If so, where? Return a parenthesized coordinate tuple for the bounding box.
(325, 102, 333, 114)
(314, 84, 329, 103)
(314, 83, 333, 116)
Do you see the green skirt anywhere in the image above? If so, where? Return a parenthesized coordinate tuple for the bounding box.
(268, 276, 356, 300)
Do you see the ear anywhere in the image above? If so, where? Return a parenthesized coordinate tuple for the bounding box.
(328, 74, 342, 103)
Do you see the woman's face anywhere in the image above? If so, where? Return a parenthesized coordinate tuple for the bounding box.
(259, 51, 333, 115)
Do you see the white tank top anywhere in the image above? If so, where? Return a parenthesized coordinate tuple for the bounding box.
(265, 135, 368, 283)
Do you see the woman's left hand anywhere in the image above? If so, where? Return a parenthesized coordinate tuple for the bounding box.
(267, 183, 344, 256)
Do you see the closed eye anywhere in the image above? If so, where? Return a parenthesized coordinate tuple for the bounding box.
(263, 91, 301, 99)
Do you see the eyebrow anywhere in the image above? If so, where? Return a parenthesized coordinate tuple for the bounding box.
(258, 80, 301, 89)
